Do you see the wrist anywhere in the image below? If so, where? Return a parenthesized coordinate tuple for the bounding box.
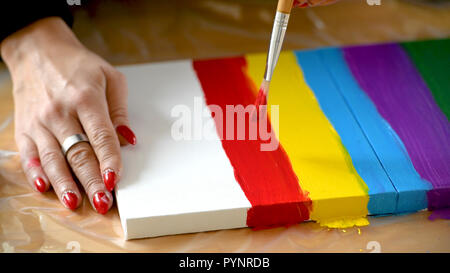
(1, 17, 82, 70)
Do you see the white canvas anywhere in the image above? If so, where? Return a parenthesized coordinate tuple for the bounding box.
(115, 60, 251, 239)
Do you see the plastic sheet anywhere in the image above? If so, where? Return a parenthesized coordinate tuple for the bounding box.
(1, 0, 449, 252)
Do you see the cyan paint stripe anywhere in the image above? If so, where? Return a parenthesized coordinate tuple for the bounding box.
(318, 47, 431, 213)
(294, 49, 397, 215)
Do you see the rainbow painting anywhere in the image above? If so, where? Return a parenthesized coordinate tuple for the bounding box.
(115, 39, 449, 239)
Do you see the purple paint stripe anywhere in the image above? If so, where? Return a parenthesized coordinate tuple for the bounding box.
(343, 43, 450, 210)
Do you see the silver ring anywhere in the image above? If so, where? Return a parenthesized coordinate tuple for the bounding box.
(61, 134, 90, 157)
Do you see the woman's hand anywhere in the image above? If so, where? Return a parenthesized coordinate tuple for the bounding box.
(1, 17, 136, 214)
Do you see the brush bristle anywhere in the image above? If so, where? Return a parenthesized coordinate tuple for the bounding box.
(252, 80, 270, 122)
(255, 80, 270, 108)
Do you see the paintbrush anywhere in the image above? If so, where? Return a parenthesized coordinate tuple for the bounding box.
(255, 0, 294, 110)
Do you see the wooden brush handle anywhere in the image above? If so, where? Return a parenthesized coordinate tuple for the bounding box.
(277, 0, 294, 14)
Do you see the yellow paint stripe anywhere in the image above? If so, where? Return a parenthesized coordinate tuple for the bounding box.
(245, 52, 369, 228)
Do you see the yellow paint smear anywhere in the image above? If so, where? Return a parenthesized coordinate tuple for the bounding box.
(245, 52, 369, 228)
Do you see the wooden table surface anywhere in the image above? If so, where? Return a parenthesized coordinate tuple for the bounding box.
(0, 0, 449, 252)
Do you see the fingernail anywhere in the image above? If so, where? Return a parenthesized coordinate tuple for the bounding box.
(62, 191, 78, 210)
(103, 169, 117, 192)
(116, 125, 137, 145)
(34, 177, 46, 193)
(93, 192, 110, 215)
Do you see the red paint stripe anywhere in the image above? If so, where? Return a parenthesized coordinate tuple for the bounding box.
(193, 57, 311, 228)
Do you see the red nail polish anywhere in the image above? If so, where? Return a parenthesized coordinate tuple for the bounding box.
(116, 125, 137, 145)
(63, 191, 78, 210)
(34, 177, 46, 193)
(103, 169, 117, 192)
(93, 192, 110, 215)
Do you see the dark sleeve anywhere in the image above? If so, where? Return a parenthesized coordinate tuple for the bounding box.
(0, 0, 73, 43)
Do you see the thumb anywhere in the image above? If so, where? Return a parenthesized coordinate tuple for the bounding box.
(103, 66, 137, 146)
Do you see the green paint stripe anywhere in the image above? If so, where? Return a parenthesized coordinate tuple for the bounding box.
(402, 39, 450, 120)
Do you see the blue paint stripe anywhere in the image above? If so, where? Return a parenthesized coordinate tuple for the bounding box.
(317, 47, 431, 213)
(294, 49, 397, 215)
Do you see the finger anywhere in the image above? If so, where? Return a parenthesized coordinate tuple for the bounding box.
(293, 0, 309, 8)
(308, 0, 338, 6)
(315, 0, 337, 6)
(65, 141, 114, 214)
(103, 66, 136, 146)
(294, 0, 337, 7)
(16, 133, 50, 193)
(46, 116, 114, 214)
(34, 128, 82, 210)
(76, 90, 122, 192)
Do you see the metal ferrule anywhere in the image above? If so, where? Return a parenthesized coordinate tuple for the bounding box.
(264, 11, 290, 82)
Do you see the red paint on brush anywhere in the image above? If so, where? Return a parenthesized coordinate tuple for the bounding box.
(255, 87, 267, 109)
(252, 85, 268, 122)
(193, 57, 311, 229)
